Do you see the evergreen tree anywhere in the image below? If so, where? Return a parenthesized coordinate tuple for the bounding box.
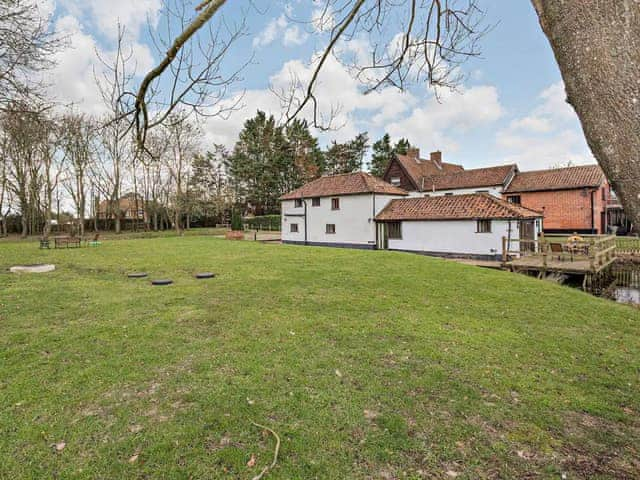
(225, 111, 287, 215)
(370, 133, 394, 177)
(393, 138, 412, 155)
(324, 132, 369, 175)
(225, 112, 324, 215)
(283, 119, 324, 190)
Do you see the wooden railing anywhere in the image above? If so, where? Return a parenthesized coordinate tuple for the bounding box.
(616, 237, 640, 256)
(502, 234, 617, 270)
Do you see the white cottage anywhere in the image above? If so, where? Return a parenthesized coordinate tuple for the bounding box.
(280, 172, 408, 249)
(375, 193, 543, 260)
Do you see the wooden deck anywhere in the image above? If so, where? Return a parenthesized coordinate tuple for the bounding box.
(502, 234, 618, 276)
(506, 255, 616, 274)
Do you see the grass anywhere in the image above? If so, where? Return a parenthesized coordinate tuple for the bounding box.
(0, 237, 639, 479)
(0, 227, 229, 243)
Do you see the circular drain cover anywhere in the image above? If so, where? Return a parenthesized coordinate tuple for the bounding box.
(127, 272, 148, 278)
(195, 272, 216, 279)
(151, 279, 173, 286)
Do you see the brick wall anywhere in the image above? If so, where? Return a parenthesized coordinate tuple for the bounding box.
(509, 184, 609, 233)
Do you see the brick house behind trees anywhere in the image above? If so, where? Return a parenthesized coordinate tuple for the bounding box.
(504, 165, 609, 234)
(97, 193, 146, 221)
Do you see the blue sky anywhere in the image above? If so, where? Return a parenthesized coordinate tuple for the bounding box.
(46, 0, 594, 171)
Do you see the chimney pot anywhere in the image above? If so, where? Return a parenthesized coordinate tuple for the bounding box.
(407, 147, 420, 161)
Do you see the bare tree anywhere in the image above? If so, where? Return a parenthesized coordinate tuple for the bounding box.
(162, 115, 201, 235)
(1, 105, 45, 237)
(60, 113, 95, 236)
(530, 0, 640, 230)
(93, 26, 136, 234)
(0, 134, 10, 236)
(0, 0, 62, 108)
(119, 0, 248, 153)
(278, 0, 486, 129)
(39, 116, 63, 240)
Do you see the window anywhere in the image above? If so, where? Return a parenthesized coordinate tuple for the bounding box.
(476, 190, 489, 193)
(387, 222, 402, 239)
(331, 198, 340, 210)
(444, 192, 454, 196)
(476, 219, 492, 233)
(312, 197, 320, 207)
(294, 199, 303, 208)
(326, 224, 336, 234)
(390, 177, 401, 186)
(290, 223, 298, 233)
(507, 195, 521, 205)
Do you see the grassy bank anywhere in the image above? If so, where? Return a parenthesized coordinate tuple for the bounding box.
(0, 237, 638, 478)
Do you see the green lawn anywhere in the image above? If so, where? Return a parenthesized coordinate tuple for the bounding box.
(1, 237, 638, 479)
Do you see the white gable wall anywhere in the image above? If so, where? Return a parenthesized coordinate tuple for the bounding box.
(282, 193, 404, 247)
(387, 219, 533, 258)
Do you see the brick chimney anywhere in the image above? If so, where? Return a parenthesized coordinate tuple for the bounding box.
(430, 150, 442, 168)
(407, 147, 420, 161)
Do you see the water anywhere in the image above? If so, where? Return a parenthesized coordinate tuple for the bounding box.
(581, 260, 640, 305)
(611, 261, 640, 305)
(615, 287, 640, 305)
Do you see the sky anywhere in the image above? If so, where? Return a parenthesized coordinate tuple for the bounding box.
(43, 0, 595, 172)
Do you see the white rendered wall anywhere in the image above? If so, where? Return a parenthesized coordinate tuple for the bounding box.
(387, 219, 514, 256)
(282, 194, 404, 245)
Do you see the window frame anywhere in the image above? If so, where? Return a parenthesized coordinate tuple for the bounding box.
(294, 198, 303, 208)
(331, 198, 340, 210)
(476, 219, 492, 234)
(390, 177, 401, 186)
(387, 221, 402, 239)
(311, 197, 320, 207)
(325, 223, 336, 234)
(507, 195, 521, 205)
(290, 223, 299, 233)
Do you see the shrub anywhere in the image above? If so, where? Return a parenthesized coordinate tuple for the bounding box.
(243, 215, 281, 231)
(230, 210, 243, 231)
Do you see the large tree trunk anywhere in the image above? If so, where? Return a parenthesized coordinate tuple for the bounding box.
(531, 0, 640, 231)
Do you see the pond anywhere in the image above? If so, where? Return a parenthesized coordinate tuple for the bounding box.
(614, 287, 640, 305)
(609, 261, 640, 305)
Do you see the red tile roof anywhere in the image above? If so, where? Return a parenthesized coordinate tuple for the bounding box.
(424, 165, 517, 192)
(505, 165, 605, 193)
(280, 172, 408, 200)
(393, 153, 464, 190)
(375, 193, 542, 221)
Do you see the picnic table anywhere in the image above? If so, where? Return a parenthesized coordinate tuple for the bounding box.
(54, 235, 81, 248)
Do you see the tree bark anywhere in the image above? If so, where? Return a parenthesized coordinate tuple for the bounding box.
(531, 0, 640, 230)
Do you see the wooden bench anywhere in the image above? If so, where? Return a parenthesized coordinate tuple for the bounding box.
(54, 236, 81, 248)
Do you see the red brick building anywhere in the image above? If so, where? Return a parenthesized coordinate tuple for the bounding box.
(503, 165, 609, 234)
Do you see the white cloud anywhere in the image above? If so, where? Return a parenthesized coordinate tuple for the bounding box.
(58, 0, 161, 39)
(283, 25, 308, 47)
(48, 15, 154, 114)
(495, 81, 594, 170)
(385, 86, 504, 153)
(253, 15, 287, 48)
(253, 14, 309, 48)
